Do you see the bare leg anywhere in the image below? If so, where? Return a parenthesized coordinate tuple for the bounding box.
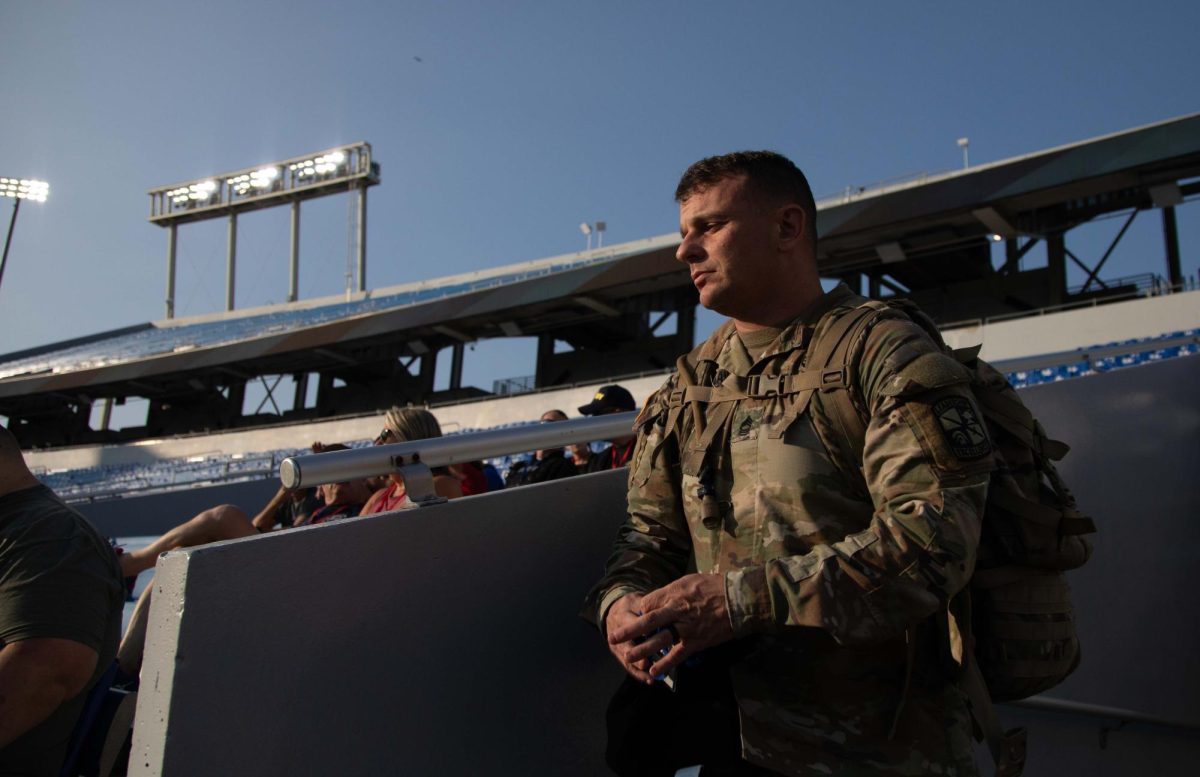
(119, 504, 258, 578)
(117, 583, 153, 678)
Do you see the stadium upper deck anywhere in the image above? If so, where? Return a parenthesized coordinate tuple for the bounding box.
(2, 113, 1197, 448)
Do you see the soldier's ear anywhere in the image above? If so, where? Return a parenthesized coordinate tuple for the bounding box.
(776, 204, 807, 249)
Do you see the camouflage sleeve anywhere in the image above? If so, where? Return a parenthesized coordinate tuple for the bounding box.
(725, 315, 991, 644)
(583, 377, 694, 629)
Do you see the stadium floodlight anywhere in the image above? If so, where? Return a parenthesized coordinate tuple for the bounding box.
(579, 222, 593, 250)
(595, 220, 606, 248)
(148, 142, 377, 226)
(957, 137, 970, 169)
(148, 143, 380, 318)
(0, 178, 49, 202)
(290, 151, 347, 180)
(226, 167, 281, 197)
(1, 178, 50, 299)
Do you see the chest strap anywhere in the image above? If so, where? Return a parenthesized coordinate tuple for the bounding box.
(666, 367, 849, 408)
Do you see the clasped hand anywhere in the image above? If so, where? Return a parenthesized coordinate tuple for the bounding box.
(605, 573, 734, 685)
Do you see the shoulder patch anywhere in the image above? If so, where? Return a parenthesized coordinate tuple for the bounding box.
(931, 396, 990, 459)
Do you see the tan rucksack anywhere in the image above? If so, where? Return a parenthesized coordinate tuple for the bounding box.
(800, 297, 1096, 776)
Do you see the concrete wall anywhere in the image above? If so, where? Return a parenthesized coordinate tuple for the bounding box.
(1014, 354, 1200, 725)
(130, 469, 629, 776)
(127, 354, 1200, 775)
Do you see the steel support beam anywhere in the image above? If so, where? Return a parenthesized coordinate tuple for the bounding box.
(450, 343, 465, 390)
(1046, 233, 1067, 304)
(165, 223, 178, 319)
(1163, 206, 1182, 288)
(1080, 209, 1138, 293)
(649, 310, 673, 334)
(293, 372, 309, 411)
(289, 201, 301, 303)
(1001, 237, 1039, 276)
(356, 185, 367, 293)
(226, 213, 237, 311)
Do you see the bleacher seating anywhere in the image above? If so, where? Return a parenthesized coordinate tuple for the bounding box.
(1006, 329, 1198, 389)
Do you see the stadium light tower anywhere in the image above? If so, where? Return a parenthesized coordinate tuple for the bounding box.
(0, 178, 49, 299)
(579, 221, 592, 250)
(148, 143, 380, 318)
(957, 137, 970, 169)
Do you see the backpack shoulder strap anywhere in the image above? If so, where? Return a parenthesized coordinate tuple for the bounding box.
(804, 299, 893, 482)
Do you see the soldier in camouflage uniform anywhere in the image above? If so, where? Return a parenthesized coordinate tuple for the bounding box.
(586, 152, 991, 776)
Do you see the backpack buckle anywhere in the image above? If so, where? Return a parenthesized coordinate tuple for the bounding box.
(821, 368, 847, 389)
(668, 389, 685, 407)
(748, 374, 783, 397)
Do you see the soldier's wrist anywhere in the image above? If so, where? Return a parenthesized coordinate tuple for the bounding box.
(724, 567, 773, 636)
(597, 586, 642, 636)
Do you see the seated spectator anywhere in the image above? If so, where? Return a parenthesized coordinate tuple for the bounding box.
(455, 460, 491, 496)
(568, 441, 593, 471)
(576, 384, 638, 472)
(294, 465, 374, 526)
(0, 426, 124, 775)
(250, 439, 344, 529)
(361, 407, 463, 513)
(505, 409, 579, 487)
(116, 442, 334, 580)
(481, 461, 505, 492)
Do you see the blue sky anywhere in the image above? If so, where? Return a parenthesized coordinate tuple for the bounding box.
(1, 0, 1197, 396)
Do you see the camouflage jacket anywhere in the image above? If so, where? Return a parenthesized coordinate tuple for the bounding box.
(589, 285, 990, 776)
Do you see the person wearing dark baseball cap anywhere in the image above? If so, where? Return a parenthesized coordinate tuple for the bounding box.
(577, 384, 636, 417)
(577, 384, 638, 473)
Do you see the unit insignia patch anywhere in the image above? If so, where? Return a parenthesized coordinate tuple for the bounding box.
(931, 396, 990, 459)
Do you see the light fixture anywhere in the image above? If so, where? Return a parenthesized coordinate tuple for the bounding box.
(957, 137, 970, 169)
(0, 178, 49, 202)
(227, 167, 281, 196)
(290, 151, 347, 180)
(581, 220, 607, 250)
(1, 177, 50, 299)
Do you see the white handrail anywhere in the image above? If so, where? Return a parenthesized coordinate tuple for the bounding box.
(279, 412, 638, 488)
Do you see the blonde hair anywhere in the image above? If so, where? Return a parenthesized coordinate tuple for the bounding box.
(383, 407, 443, 443)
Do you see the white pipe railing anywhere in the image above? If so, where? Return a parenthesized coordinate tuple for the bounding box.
(279, 412, 638, 489)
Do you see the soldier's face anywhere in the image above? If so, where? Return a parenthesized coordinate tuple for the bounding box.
(676, 175, 781, 320)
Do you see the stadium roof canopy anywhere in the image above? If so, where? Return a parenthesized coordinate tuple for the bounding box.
(2, 112, 1197, 447)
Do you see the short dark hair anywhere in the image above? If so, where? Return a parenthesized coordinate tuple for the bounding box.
(675, 151, 818, 247)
